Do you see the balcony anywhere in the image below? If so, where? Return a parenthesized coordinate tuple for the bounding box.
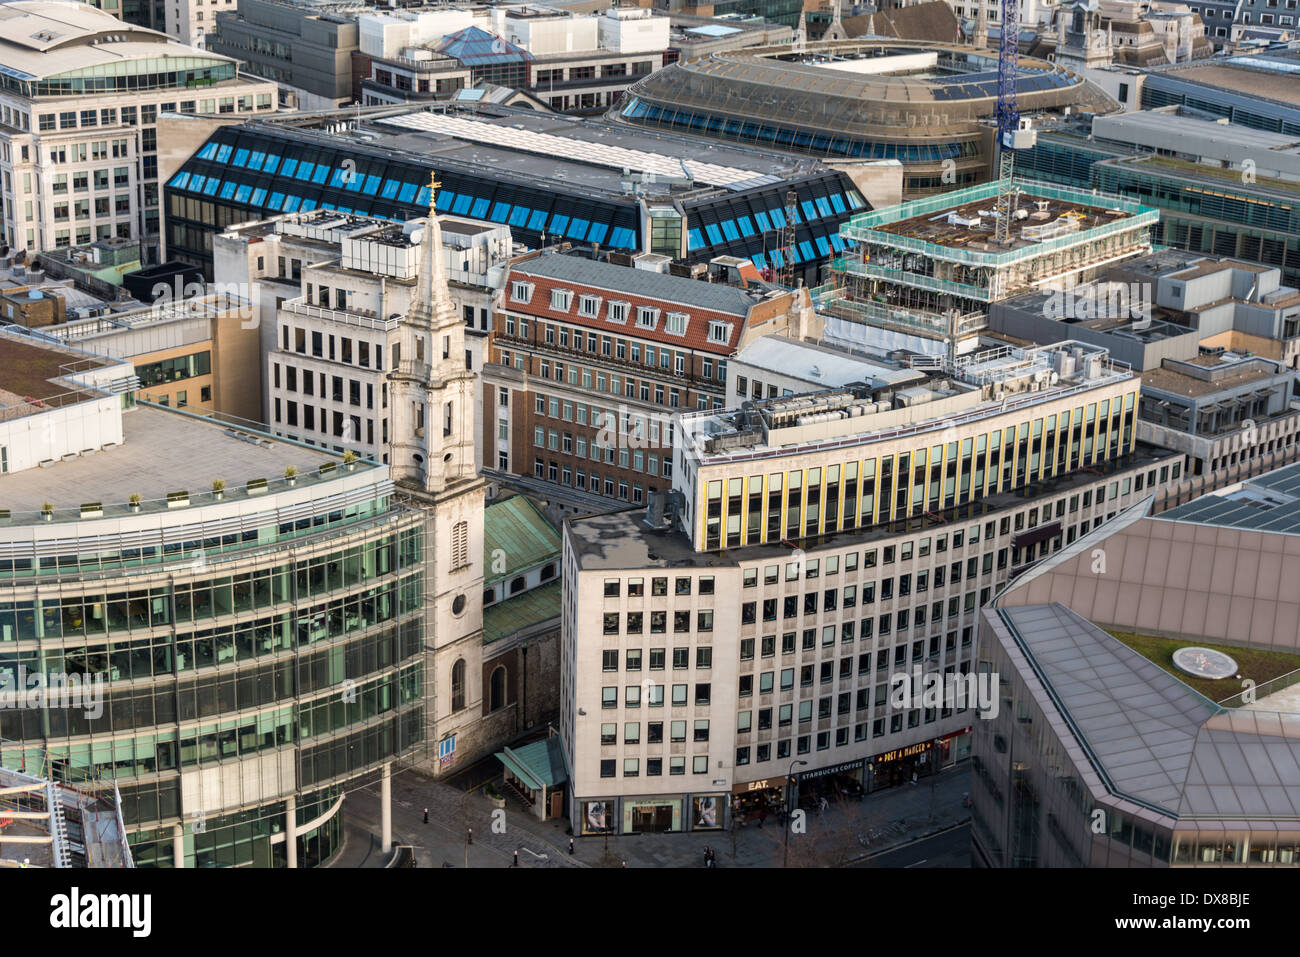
(282, 297, 400, 333)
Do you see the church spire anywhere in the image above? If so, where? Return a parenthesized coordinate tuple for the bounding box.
(413, 171, 456, 332)
(387, 169, 478, 495)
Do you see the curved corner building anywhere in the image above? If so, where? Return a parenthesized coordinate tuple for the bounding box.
(0, 328, 425, 868)
(613, 40, 1120, 196)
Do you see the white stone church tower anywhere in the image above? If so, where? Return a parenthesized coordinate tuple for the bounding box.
(390, 176, 490, 774)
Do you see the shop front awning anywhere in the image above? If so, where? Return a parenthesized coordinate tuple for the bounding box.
(495, 736, 569, 793)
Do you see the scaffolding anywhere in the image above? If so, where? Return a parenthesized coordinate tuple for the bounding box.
(0, 752, 133, 869)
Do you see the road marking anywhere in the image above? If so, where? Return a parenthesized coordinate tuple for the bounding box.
(904, 859, 927, 868)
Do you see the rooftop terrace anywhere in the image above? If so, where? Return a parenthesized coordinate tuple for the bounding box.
(0, 334, 112, 421)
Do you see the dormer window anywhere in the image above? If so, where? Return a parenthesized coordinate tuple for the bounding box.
(636, 306, 659, 330)
(578, 294, 601, 318)
(550, 288, 573, 311)
(665, 312, 689, 336)
(511, 280, 534, 304)
(607, 300, 629, 324)
(706, 319, 732, 344)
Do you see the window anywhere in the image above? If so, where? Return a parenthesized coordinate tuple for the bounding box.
(550, 289, 573, 311)
(636, 306, 659, 329)
(489, 667, 506, 711)
(665, 313, 688, 336)
(578, 294, 601, 317)
(607, 301, 629, 324)
(707, 320, 732, 343)
(510, 280, 533, 303)
(451, 659, 466, 712)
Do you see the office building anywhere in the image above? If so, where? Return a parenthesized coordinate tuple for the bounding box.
(0, 325, 426, 868)
(992, 249, 1300, 478)
(613, 38, 1120, 196)
(484, 249, 816, 509)
(726, 334, 930, 403)
(817, 179, 1159, 358)
(0, 184, 518, 866)
(1091, 109, 1300, 184)
(163, 102, 865, 285)
(561, 337, 1186, 835)
(0, 1, 278, 260)
(359, 6, 672, 114)
(1019, 121, 1300, 290)
(22, 290, 261, 422)
(219, 208, 515, 470)
(163, 0, 237, 47)
(975, 462, 1300, 866)
(208, 0, 365, 110)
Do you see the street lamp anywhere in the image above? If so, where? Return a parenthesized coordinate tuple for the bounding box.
(783, 759, 808, 868)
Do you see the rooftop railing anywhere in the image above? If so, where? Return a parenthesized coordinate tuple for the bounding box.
(281, 297, 401, 332)
(840, 179, 1160, 267)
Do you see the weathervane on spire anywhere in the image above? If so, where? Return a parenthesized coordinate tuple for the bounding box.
(427, 171, 440, 217)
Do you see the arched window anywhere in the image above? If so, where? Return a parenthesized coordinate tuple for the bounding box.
(540, 563, 555, 581)
(451, 659, 465, 713)
(489, 666, 506, 712)
(510, 576, 526, 595)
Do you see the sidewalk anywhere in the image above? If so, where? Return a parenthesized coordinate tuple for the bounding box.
(327, 761, 973, 869)
(610, 763, 972, 869)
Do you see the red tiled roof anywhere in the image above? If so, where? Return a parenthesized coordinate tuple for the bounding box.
(502, 269, 759, 355)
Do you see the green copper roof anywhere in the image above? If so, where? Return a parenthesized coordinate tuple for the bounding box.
(496, 736, 568, 791)
(483, 580, 561, 645)
(483, 495, 561, 588)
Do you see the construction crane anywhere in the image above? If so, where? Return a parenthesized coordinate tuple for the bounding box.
(779, 188, 798, 289)
(994, 0, 1036, 245)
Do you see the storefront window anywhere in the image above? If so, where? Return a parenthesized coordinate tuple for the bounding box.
(692, 795, 723, 830)
(581, 800, 612, 835)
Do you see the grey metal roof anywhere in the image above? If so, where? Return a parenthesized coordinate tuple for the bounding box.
(1160, 460, 1300, 534)
(1180, 710, 1300, 818)
(512, 253, 764, 317)
(1003, 603, 1217, 815)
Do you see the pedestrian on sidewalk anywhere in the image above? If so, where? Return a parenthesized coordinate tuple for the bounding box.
(423, 808, 429, 824)
(467, 827, 473, 845)
(569, 838, 575, 855)
(513, 850, 519, 866)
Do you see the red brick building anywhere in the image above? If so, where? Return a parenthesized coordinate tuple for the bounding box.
(484, 251, 813, 505)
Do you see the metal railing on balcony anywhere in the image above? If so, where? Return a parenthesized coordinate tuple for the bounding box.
(282, 297, 401, 332)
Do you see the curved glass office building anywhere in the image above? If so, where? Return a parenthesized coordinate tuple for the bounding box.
(0, 329, 425, 867)
(613, 40, 1120, 196)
